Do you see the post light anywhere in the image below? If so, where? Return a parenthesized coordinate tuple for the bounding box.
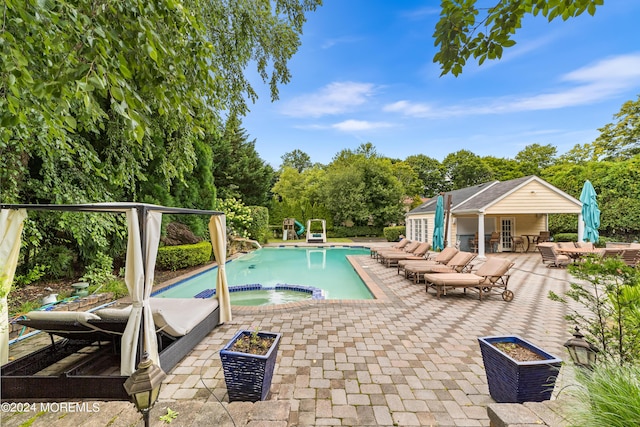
(564, 326, 598, 369)
(124, 352, 167, 427)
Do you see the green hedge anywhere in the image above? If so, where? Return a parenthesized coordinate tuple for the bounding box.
(553, 233, 578, 242)
(156, 241, 212, 271)
(328, 226, 383, 238)
(383, 226, 406, 242)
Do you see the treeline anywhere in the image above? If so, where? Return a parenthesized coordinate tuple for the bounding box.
(270, 96, 640, 241)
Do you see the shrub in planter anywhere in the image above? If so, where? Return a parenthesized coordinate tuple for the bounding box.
(478, 335, 562, 403)
(220, 330, 281, 402)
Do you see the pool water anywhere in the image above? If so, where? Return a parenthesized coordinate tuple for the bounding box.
(154, 246, 373, 303)
(229, 289, 313, 306)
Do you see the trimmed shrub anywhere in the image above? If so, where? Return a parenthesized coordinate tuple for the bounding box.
(248, 206, 269, 243)
(383, 226, 406, 242)
(329, 226, 383, 238)
(553, 232, 578, 242)
(156, 241, 212, 271)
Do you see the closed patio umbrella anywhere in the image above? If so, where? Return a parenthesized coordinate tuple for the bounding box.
(432, 195, 445, 251)
(580, 180, 600, 243)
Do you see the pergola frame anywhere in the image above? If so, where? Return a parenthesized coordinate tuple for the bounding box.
(1, 203, 229, 401)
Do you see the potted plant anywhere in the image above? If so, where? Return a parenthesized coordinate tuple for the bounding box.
(220, 329, 282, 402)
(478, 335, 562, 403)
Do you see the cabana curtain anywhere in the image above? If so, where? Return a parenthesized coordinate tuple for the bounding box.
(121, 209, 161, 375)
(1, 203, 228, 375)
(209, 215, 231, 323)
(0, 209, 27, 364)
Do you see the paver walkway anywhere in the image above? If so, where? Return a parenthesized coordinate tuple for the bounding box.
(2, 249, 577, 427)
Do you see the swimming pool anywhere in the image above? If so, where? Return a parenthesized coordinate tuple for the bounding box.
(154, 246, 373, 302)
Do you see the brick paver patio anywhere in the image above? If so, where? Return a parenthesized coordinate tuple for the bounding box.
(2, 249, 577, 427)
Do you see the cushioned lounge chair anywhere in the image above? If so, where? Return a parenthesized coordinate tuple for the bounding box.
(536, 242, 570, 268)
(403, 251, 476, 284)
(375, 240, 420, 261)
(15, 297, 220, 372)
(422, 256, 515, 301)
(378, 242, 431, 268)
(397, 246, 459, 276)
(621, 248, 640, 267)
(370, 238, 410, 259)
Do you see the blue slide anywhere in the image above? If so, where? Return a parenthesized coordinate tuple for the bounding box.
(294, 220, 306, 236)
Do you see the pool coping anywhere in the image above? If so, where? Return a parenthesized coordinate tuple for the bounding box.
(152, 245, 389, 312)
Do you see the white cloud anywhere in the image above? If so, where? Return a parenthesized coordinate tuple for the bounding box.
(402, 7, 440, 19)
(321, 36, 363, 50)
(280, 82, 377, 118)
(331, 120, 394, 132)
(386, 53, 640, 118)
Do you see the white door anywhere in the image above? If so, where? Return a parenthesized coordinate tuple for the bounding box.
(501, 218, 515, 251)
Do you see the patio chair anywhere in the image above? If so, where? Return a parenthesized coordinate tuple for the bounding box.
(621, 248, 640, 267)
(378, 242, 431, 268)
(375, 240, 420, 261)
(536, 242, 570, 268)
(18, 297, 220, 353)
(404, 251, 476, 284)
(575, 241, 595, 250)
(511, 236, 525, 253)
(538, 231, 551, 243)
(422, 257, 515, 301)
(601, 247, 624, 259)
(468, 233, 479, 253)
(397, 246, 459, 276)
(487, 232, 500, 253)
(370, 238, 410, 259)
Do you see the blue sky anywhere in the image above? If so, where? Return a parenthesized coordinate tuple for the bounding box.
(242, 1, 640, 169)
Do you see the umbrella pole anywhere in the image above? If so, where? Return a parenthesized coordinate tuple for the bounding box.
(443, 194, 452, 248)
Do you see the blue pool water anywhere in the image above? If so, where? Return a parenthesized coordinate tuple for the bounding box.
(154, 246, 373, 302)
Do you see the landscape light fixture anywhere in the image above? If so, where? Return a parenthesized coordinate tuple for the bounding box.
(563, 326, 598, 369)
(124, 352, 167, 427)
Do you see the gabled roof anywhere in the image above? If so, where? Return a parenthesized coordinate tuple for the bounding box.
(407, 180, 499, 215)
(406, 175, 581, 216)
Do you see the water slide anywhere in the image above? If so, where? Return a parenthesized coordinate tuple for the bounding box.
(294, 219, 306, 236)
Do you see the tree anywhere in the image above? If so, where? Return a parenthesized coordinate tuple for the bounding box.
(280, 149, 312, 172)
(442, 150, 493, 189)
(0, 0, 320, 201)
(482, 156, 523, 181)
(391, 162, 424, 199)
(434, 0, 603, 76)
(591, 96, 640, 161)
(514, 143, 558, 176)
(321, 153, 404, 228)
(213, 118, 274, 206)
(405, 154, 451, 197)
(271, 167, 307, 202)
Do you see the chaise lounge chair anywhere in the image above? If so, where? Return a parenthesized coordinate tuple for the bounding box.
(375, 240, 421, 261)
(6, 297, 220, 399)
(370, 238, 410, 259)
(536, 242, 571, 268)
(403, 251, 476, 284)
(422, 256, 515, 301)
(378, 242, 431, 268)
(397, 246, 459, 277)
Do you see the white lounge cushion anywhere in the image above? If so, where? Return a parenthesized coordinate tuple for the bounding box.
(26, 310, 100, 323)
(94, 305, 132, 320)
(150, 298, 219, 337)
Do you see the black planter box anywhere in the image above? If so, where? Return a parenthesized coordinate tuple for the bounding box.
(478, 335, 562, 403)
(220, 330, 281, 402)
